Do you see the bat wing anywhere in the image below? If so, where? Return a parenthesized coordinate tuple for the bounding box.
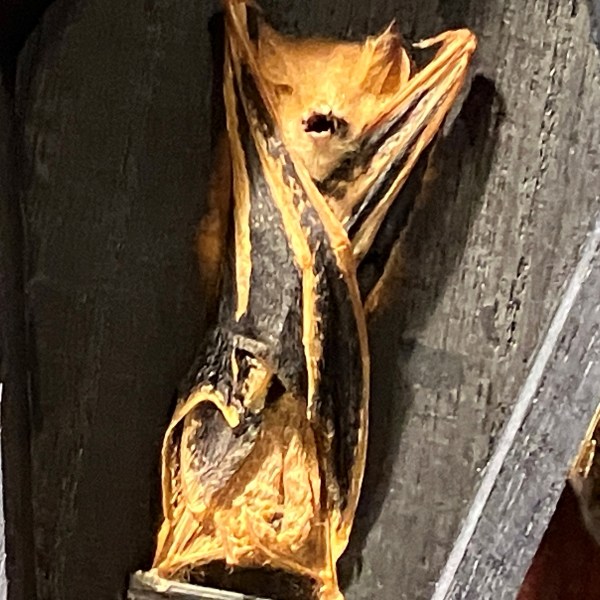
(223, 2, 370, 560)
(318, 30, 477, 309)
(224, 1, 476, 555)
(195, 135, 232, 323)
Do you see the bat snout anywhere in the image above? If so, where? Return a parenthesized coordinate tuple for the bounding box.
(303, 111, 349, 139)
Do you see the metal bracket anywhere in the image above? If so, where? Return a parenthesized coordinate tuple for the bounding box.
(128, 571, 267, 600)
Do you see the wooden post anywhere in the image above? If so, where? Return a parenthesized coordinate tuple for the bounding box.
(4, 0, 600, 599)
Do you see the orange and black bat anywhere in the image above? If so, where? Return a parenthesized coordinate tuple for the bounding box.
(152, 2, 476, 599)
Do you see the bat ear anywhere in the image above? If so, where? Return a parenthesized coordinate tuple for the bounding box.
(257, 19, 283, 52)
(357, 23, 412, 95)
(256, 21, 295, 87)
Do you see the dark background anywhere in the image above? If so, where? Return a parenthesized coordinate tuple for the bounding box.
(1, 0, 599, 599)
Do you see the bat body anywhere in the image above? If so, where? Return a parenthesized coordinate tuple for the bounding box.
(153, 3, 476, 599)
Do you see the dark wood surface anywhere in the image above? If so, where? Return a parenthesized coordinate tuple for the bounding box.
(15, 2, 214, 599)
(7, 0, 600, 599)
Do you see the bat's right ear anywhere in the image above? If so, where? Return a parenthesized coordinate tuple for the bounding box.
(357, 23, 412, 95)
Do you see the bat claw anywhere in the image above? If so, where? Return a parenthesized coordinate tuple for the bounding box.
(414, 28, 477, 51)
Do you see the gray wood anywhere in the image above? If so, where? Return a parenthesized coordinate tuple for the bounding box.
(13, 1, 600, 600)
(433, 219, 600, 599)
(16, 1, 214, 599)
(128, 572, 263, 600)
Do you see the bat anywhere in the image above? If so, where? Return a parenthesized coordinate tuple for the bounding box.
(151, 1, 476, 598)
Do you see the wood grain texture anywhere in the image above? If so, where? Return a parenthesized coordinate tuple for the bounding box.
(16, 1, 215, 598)
(435, 220, 600, 598)
(13, 0, 600, 599)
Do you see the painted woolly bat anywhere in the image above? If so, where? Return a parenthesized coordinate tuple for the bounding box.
(152, 1, 476, 599)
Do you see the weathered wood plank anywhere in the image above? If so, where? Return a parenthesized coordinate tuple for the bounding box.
(433, 219, 600, 599)
(14, 0, 600, 599)
(16, 1, 214, 598)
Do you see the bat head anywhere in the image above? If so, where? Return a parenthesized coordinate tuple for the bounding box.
(256, 22, 412, 182)
(224, 0, 476, 269)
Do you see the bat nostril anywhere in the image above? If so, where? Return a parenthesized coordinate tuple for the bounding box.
(304, 113, 336, 134)
(303, 112, 348, 136)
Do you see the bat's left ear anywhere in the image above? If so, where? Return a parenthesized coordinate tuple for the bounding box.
(254, 20, 299, 93)
(357, 23, 412, 95)
(256, 20, 283, 60)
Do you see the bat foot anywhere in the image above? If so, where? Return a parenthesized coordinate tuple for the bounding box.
(317, 588, 344, 600)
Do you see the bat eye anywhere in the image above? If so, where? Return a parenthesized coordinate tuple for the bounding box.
(303, 112, 348, 137)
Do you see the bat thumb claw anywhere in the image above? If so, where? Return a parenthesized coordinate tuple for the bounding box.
(414, 28, 477, 53)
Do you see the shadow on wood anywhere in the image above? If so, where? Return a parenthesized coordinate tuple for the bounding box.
(0, 78, 37, 600)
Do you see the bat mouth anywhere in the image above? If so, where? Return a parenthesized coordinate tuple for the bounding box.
(303, 112, 348, 138)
